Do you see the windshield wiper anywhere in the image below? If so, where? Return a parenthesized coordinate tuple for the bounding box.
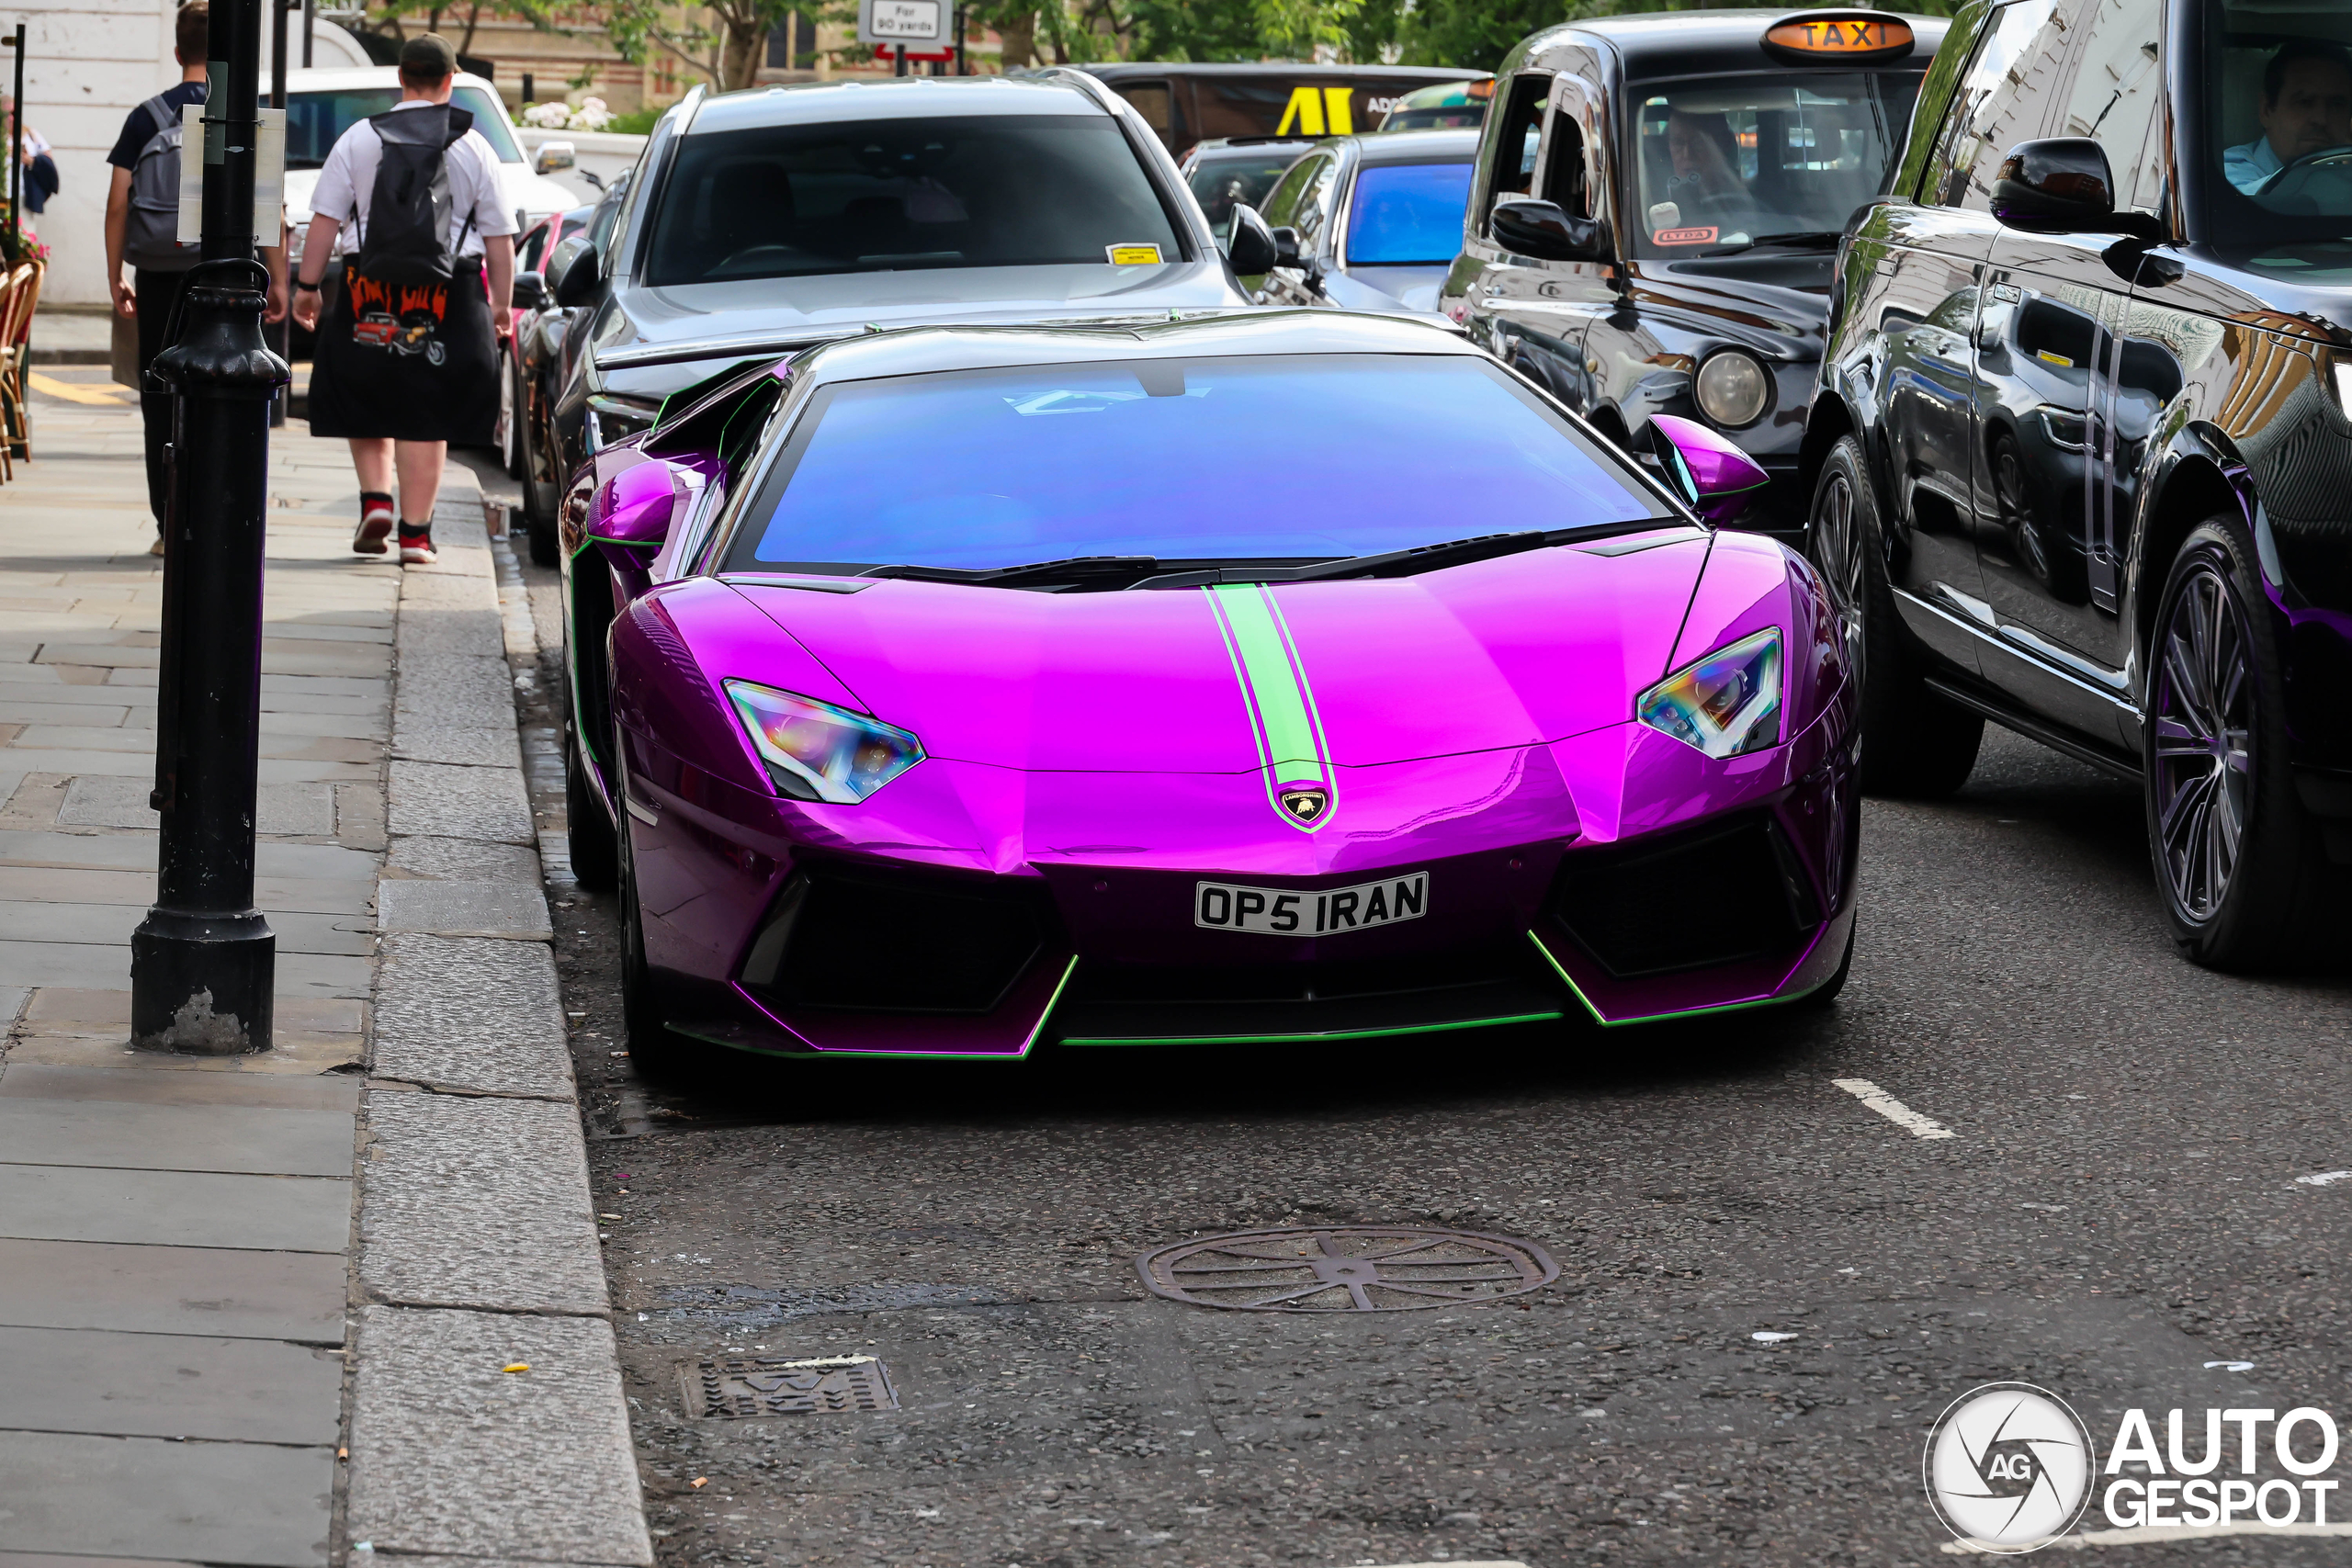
(861, 556, 1159, 589)
(1134, 530, 1579, 589)
(1697, 230, 1845, 257)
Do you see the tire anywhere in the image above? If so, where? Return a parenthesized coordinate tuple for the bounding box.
(566, 719, 619, 892)
(2144, 518, 2337, 970)
(526, 505, 561, 569)
(616, 790, 709, 1086)
(1805, 435, 1984, 796)
(1795, 919, 1856, 1010)
(497, 343, 520, 478)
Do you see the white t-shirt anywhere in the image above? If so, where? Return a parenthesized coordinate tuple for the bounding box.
(310, 98, 515, 259)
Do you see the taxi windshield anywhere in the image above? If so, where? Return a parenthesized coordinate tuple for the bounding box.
(1627, 73, 1918, 258)
(725, 355, 1668, 575)
(2199, 0, 2352, 254)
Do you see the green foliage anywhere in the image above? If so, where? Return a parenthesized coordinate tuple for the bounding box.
(605, 107, 665, 134)
(1391, 0, 1965, 72)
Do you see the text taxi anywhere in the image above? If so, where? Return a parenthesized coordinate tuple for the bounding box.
(1442, 8, 1945, 532)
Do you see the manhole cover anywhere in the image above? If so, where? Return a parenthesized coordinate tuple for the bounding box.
(1137, 1225, 1558, 1313)
(688, 1354, 899, 1416)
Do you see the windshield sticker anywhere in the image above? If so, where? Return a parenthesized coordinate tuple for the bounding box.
(1106, 243, 1164, 265)
(1655, 226, 1718, 246)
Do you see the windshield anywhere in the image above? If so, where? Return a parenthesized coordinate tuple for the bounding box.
(1381, 105, 1487, 131)
(1346, 160, 1473, 265)
(644, 115, 1181, 286)
(1187, 149, 1309, 240)
(286, 85, 523, 169)
(724, 355, 1668, 574)
(1627, 72, 1919, 257)
(2199, 0, 2352, 259)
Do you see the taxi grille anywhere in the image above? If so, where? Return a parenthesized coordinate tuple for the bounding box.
(1546, 812, 1818, 979)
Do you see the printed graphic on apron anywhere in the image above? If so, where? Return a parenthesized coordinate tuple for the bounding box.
(346, 273, 451, 366)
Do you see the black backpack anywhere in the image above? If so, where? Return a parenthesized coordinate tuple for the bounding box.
(354, 104, 477, 284)
(122, 91, 202, 272)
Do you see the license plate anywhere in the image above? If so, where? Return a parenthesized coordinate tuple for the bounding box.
(1193, 872, 1429, 937)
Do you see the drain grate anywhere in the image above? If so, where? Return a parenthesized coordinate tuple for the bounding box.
(1138, 1225, 1558, 1313)
(688, 1354, 899, 1416)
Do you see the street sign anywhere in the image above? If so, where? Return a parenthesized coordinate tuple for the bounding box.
(857, 0, 943, 46)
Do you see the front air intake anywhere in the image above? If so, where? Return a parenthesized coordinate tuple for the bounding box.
(1546, 811, 1819, 979)
(739, 865, 1049, 1014)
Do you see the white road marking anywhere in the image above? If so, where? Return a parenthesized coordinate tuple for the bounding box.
(2295, 1170, 2352, 1186)
(1751, 1331, 1799, 1343)
(1940, 1521, 2352, 1551)
(1833, 1077, 1957, 1139)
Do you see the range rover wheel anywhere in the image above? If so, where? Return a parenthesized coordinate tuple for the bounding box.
(2146, 518, 2334, 970)
(566, 719, 619, 892)
(1806, 435, 1983, 796)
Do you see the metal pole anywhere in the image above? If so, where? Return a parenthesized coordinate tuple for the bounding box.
(6, 25, 24, 243)
(267, 0, 289, 429)
(134, 0, 286, 1055)
(955, 8, 966, 75)
(301, 0, 313, 68)
(894, 42, 907, 76)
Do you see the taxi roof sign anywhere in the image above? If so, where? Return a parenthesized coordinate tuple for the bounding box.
(1761, 10, 1916, 63)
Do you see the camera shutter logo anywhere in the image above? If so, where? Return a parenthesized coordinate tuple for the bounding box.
(1923, 1382, 2097, 1552)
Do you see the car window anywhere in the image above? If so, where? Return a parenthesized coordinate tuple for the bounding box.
(2198, 0, 2352, 255)
(642, 115, 1182, 286)
(1188, 150, 1308, 239)
(724, 355, 1669, 573)
(286, 85, 523, 169)
(1291, 156, 1342, 249)
(2058, 0, 2165, 214)
(1542, 88, 1592, 217)
(1628, 73, 1921, 256)
(1345, 162, 1474, 265)
(1115, 81, 1178, 141)
(1477, 73, 1551, 229)
(1260, 152, 1331, 228)
(1922, 0, 2071, 210)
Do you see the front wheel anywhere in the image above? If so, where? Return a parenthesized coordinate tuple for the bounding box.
(565, 720, 619, 892)
(2144, 518, 2336, 970)
(1806, 435, 1984, 797)
(616, 776, 716, 1086)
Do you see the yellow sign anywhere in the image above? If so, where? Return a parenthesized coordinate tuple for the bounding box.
(1274, 85, 1356, 138)
(1763, 16, 1915, 59)
(1105, 243, 1164, 265)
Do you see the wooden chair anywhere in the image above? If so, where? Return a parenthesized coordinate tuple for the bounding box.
(0, 260, 42, 475)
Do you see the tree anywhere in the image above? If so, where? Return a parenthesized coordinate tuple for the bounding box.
(605, 0, 797, 92)
(1395, 0, 1963, 72)
(350, 0, 563, 63)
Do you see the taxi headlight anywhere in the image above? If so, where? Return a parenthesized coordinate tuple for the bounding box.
(723, 680, 924, 803)
(1693, 349, 1772, 429)
(1637, 628, 1782, 759)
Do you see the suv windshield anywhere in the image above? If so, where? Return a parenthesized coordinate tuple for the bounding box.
(1628, 73, 1919, 257)
(645, 115, 1182, 285)
(2200, 0, 2352, 256)
(724, 355, 1668, 573)
(287, 86, 523, 169)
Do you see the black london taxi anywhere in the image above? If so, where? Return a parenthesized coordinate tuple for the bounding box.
(1441, 8, 1946, 532)
(1067, 62, 1489, 158)
(1804, 0, 2352, 971)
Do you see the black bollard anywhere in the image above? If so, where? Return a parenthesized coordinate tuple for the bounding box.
(131, 0, 289, 1055)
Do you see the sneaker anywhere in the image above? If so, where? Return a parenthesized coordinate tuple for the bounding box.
(353, 493, 395, 556)
(398, 525, 437, 566)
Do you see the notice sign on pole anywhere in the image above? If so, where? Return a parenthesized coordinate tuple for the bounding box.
(858, 0, 943, 44)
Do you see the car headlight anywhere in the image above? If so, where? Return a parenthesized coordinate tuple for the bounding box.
(1693, 349, 1771, 429)
(1637, 628, 1781, 759)
(723, 680, 924, 803)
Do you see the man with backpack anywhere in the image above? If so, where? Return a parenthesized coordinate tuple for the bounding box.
(288, 33, 515, 566)
(104, 1, 288, 556)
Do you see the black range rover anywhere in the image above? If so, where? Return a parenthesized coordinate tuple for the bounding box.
(1442, 7, 1945, 532)
(1806, 0, 2352, 967)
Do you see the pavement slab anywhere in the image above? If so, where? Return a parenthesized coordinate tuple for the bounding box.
(0, 1325, 344, 1442)
(0, 1165, 353, 1252)
(386, 759, 535, 844)
(0, 1237, 347, 1340)
(0, 1430, 334, 1565)
(376, 878, 553, 940)
(371, 933, 571, 1098)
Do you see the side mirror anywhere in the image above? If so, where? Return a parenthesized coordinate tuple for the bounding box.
(548, 232, 602, 309)
(1991, 138, 2162, 240)
(1270, 224, 1304, 269)
(1226, 201, 1279, 275)
(534, 139, 578, 175)
(1490, 198, 1611, 264)
(590, 457, 678, 571)
(1647, 414, 1770, 525)
(511, 269, 548, 311)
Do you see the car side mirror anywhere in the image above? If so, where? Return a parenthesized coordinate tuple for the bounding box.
(534, 139, 577, 175)
(1225, 201, 1279, 275)
(511, 269, 548, 311)
(1991, 138, 2163, 241)
(548, 232, 602, 309)
(1270, 224, 1304, 269)
(591, 457, 678, 571)
(1490, 198, 1611, 264)
(1647, 414, 1770, 525)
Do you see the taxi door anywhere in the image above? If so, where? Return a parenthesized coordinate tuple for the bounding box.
(1491, 58, 1621, 418)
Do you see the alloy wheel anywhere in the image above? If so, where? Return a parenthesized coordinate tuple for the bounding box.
(1811, 469, 1866, 622)
(2152, 558, 2254, 922)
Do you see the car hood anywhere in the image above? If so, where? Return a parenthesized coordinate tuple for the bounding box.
(589, 263, 1255, 373)
(721, 534, 1728, 774)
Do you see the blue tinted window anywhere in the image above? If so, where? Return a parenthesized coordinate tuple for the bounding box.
(731, 355, 1665, 571)
(1345, 162, 1474, 265)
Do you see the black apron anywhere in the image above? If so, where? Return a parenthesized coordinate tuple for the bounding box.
(308, 256, 499, 444)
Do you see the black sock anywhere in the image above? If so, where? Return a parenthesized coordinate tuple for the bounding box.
(361, 491, 394, 511)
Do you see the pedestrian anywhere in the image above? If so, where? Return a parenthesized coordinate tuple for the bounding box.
(105, 3, 288, 557)
(288, 33, 515, 566)
(4, 95, 60, 219)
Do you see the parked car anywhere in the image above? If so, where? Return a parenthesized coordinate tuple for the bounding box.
(1804, 0, 2352, 969)
(558, 310, 1854, 1074)
(1181, 135, 1320, 242)
(1253, 129, 1479, 314)
(1056, 62, 1489, 157)
(1441, 8, 1947, 532)
(512, 192, 612, 564)
(1378, 78, 1494, 132)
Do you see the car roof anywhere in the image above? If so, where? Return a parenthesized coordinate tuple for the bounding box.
(1188, 137, 1319, 163)
(1347, 128, 1481, 164)
(283, 66, 500, 94)
(684, 73, 1110, 136)
(1532, 8, 1947, 79)
(1074, 62, 1487, 83)
(790, 309, 1475, 389)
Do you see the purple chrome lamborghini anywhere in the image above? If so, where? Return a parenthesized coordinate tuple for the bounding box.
(556, 311, 1859, 1074)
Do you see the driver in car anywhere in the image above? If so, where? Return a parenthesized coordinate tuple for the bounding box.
(2226, 38, 2352, 193)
